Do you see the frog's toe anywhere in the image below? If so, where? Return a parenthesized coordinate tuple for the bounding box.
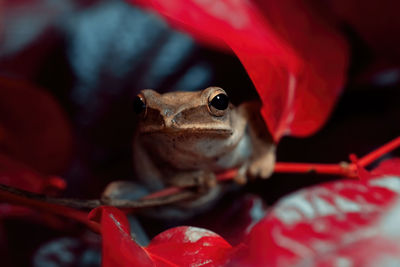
(198, 172, 217, 189)
(234, 174, 247, 185)
(233, 164, 248, 184)
(190, 173, 217, 188)
(249, 162, 272, 179)
(248, 153, 275, 179)
(260, 164, 274, 179)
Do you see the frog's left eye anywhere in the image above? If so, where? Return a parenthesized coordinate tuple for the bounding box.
(208, 91, 229, 116)
(133, 94, 146, 114)
(210, 93, 229, 110)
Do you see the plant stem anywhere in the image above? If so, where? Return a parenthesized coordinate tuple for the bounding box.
(216, 136, 400, 180)
(0, 188, 100, 232)
(358, 136, 400, 167)
(273, 162, 357, 177)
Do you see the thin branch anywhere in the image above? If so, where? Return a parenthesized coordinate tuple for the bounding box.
(271, 136, 400, 178)
(358, 136, 400, 167)
(0, 186, 100, 232)
(273, 162, 357, 177)
(216, 162, 357, 181)
(216, 136, 400, 181)
(0, 184, 196, 210)
(0, 184, 100, 208)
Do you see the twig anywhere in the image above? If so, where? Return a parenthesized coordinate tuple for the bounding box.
(0, 186, 100, 232)
(0, 184, 100, 208)
(273, 162, 356, 177)
(215, 162, 357, 181)
(0, 184, 195, 209)
(0, 183, 196, 232)
(271, 136, 400, 178)
(215, 136, 400, 180)
(358, 136, 400, 167)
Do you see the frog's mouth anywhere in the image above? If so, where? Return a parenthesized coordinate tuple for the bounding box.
(139, 125, 233, 137)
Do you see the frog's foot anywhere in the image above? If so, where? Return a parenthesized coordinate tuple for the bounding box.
(248, 151, 276, 179)
(233, 164, 248, 185)
(169, 171, 217, 191)
(102, 180, 149, 201)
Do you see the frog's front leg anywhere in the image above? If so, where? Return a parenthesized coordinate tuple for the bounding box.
(168, 170, 217, 191)
(239, 101, 276, 180)
(248, 148, 275, 179)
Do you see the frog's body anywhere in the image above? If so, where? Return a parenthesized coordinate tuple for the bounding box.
(104, 87, 275, 217)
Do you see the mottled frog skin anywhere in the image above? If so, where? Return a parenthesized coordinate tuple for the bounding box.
(104, 87, 275, 217)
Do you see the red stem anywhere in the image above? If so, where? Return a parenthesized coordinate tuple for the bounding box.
(358, 136, 400, 167)
(216, 162, 357, 181)
(272, 136, 400, 178)
(273, 162, 357, 177)
(216, 136, 400, 181)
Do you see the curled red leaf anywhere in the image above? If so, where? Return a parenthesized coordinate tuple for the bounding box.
(90, 206, 233, 267)
(230, 158, 400, 266)
(129, 0, 348, 140)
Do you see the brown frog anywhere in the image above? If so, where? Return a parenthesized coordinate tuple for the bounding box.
(104, 87, 275, 217)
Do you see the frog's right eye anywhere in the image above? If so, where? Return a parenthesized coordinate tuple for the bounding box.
(133, 94, 146, 114)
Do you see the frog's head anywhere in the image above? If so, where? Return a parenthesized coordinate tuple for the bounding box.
(133, 87, 234, 136)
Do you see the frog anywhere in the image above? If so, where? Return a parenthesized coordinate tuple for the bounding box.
(103, 86, 275, 218)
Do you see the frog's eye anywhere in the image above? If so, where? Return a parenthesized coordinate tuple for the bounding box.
(208, 91, 229, 116)
(210, 93, 229, 110)
(133, 94, 146, 114)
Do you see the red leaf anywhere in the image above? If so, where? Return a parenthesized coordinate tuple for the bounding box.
(89, 207, 154, 267)
(90, 206, 233, 267)
(0, 77, 73, 174)
(229, 159, 400, 266)
(147, 226, 232, 266)
(367, 158, 400, 179)
(129, 0, 348, 140)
